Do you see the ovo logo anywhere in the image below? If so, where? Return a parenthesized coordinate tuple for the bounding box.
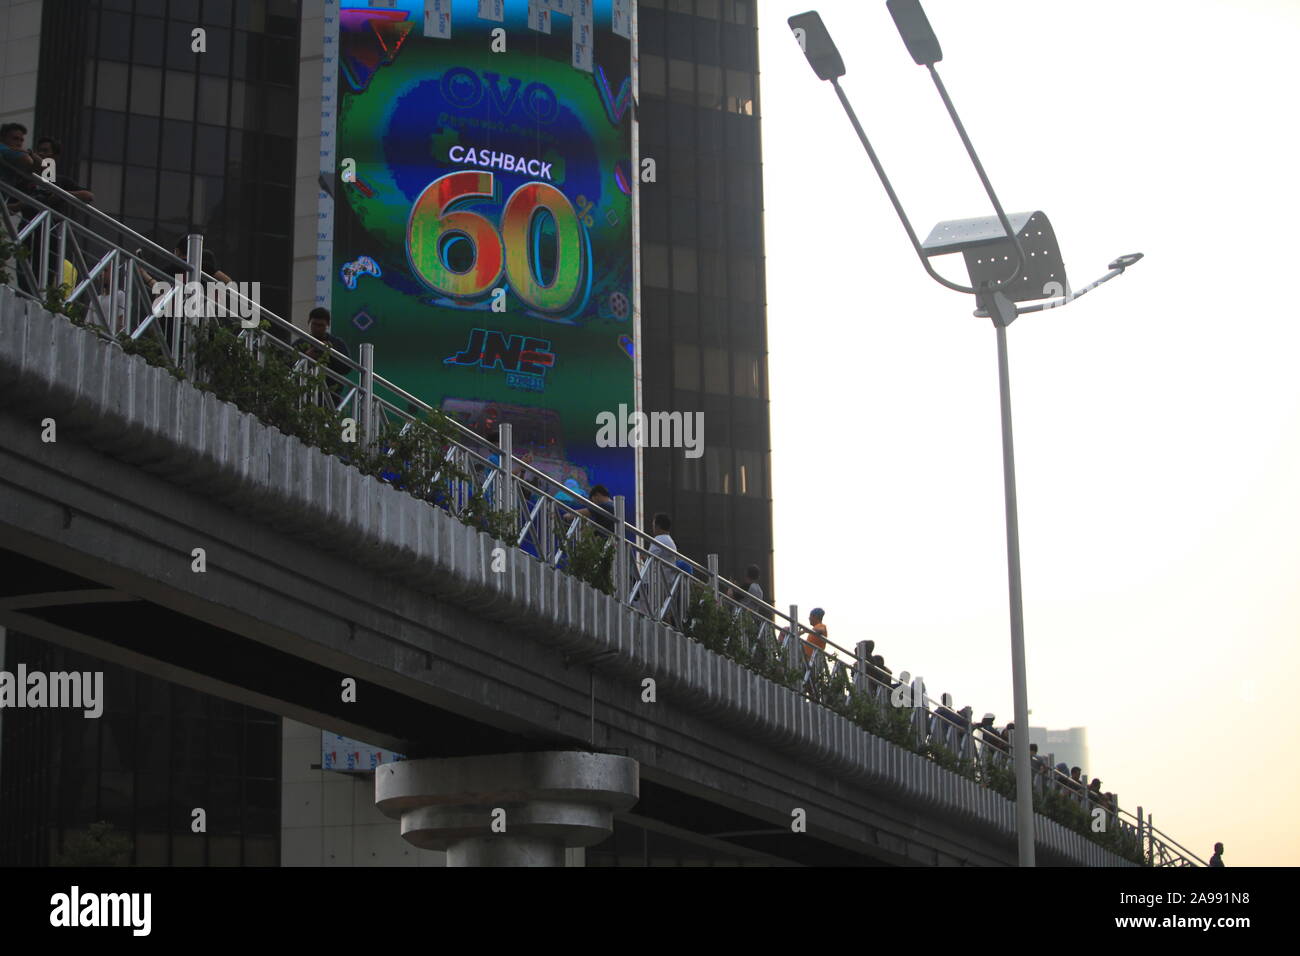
(407, 170, 585, 314)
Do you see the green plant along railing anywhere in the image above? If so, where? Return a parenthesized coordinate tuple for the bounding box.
(2, 175, 1187, 866)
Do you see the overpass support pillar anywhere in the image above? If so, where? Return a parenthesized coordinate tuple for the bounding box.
(375, 751, 639, 866)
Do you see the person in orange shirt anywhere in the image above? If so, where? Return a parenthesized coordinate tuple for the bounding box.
(803, 607, 828, 660)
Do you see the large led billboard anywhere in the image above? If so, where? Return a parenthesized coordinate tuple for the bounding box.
(319, 0, 636, 503)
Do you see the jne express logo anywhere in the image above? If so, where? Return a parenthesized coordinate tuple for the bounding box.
(445, 327, 555, 393)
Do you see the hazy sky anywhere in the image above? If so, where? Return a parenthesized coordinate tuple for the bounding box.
(758, 0, 1300, 866)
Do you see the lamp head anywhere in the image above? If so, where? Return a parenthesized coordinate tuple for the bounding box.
(887, 0, 943, 66)
(1109, 253, 1144, 271)
(789, 11, 846, 81)
(923, 211, 1068, 304)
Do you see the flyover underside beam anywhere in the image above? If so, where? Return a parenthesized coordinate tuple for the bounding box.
(0, 407, 1024, 866)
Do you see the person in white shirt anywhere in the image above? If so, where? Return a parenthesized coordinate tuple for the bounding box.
(648, 512, 676, 561)
(646, 513, 678, 619)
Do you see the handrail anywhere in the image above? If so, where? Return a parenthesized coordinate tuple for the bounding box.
(1, 173, 1199, 866)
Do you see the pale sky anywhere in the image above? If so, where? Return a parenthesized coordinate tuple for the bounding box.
(759, 0, 1300, 866)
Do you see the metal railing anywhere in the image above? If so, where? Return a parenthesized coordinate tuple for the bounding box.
(2, 174, 1201, 866)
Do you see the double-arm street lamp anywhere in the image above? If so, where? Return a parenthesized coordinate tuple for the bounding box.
(789, 0, 1143, 866)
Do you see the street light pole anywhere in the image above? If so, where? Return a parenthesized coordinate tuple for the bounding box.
(994, 318, 1035, 867)
(791, 3, 1141, 867)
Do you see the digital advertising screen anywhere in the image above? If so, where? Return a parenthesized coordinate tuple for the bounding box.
(321, 0, 636, 501)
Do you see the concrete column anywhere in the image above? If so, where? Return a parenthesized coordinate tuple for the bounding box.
(375, 751, 638, 867)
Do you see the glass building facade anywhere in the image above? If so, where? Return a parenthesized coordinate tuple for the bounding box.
(0, 632, 281, 866)
(35, 0, 301, 317)
(2, 0, 774, 866)
(636, 0, 774, 593)
(0, 0, 302, 867)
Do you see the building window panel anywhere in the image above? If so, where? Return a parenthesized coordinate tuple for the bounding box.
(199, 28, 233, 76)
(89, 163, 124, 216)
(701, 347, 729, 395)
(726, 69, 754, 116)
(167, 21, 200, 70)
(98, 12, 132, 62)
(706, 446, 732, 494)
(640, 54, 665, 98)
(671, 246, 698, 293)
(126, 114, 160, 168)
(668, 58, 694, 105)
(163, 71, 197, 121)
(132, 18, 166, 68)
(642, 242, 669, 289)
(130, 65, 163, 117)
(157, 170, 192, 229)
(123, 165, 158, 222)
(199, 75, 229, 126)
(160, 119, 195, 171)
(668, 150, 695, 198)
(728, 256, 757, 303)
(195, 125, 228, 176)
(732, 352, 760, 398)
(95, 62, 129, 112)
(697, 64, 722, 110)
(726, 1, 752, 27)
(673, 344, 700, 391)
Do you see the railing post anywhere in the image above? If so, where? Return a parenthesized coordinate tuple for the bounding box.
(37, 209, 51, 295)
(183, 233, 204, 380)
(913, 675, 928, 747)
(497, 422, 513, 515)
(358, 343, 375, 452)
(707, 554, 719, 600)
(854, 641, 870, 694)
(613, 495, 628, 604)
(1136, 806, 1144, 864)
(787, 604, 799, 671)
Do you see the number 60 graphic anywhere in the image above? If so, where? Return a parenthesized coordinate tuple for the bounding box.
(407, 170, 585, 313)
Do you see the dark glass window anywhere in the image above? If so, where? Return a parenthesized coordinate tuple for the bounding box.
(122, 165, 158, 221)
(195, 125, 228, 175)
(93, 110, 128, 163)
(96, 61, 129, 111)
(668, 150, 695, 198)
(199, 76, 229, 126)
(130, 65, 164, 117)
(167, 21, 200, 70)
(670, 197, 696, 243)
(666, 13, 694, 58)
(639, 8, 665, 55)
(640, 54, 665, 98)
(98, 12, 132, 62)
(158, 170, 192, 227)
(132, 18, 166, 68)
(199, 28, 232, 76)
(163, 71, 197, 121)
(673, 344, 700, 391)
(160, 119, 195, 171)
(126, 114, 160, 167)
(672, 246, 698, 293)
(642, 242, 669, 289)
(203, 0, 236, 27)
